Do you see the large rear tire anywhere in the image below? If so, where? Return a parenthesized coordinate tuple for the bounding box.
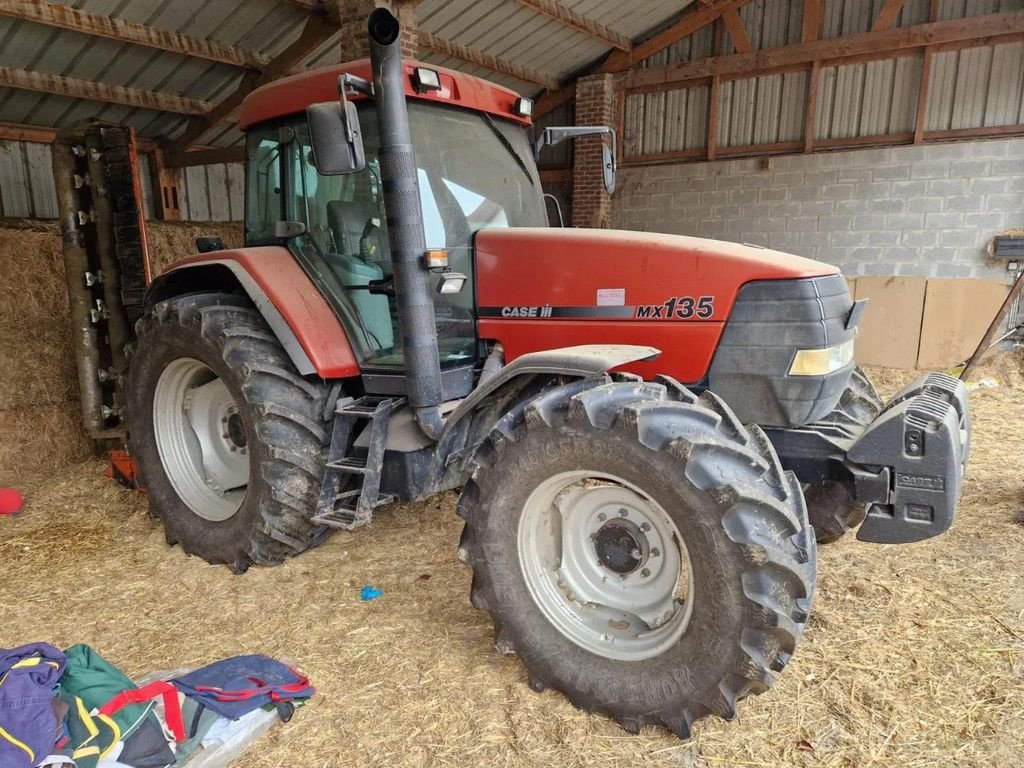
(457, 377, 816, 737)
(804, 367, 883, 544)
(127, 293, 330, 571)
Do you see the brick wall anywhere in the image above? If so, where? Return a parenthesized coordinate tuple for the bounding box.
(572, 73, 618, 228)
(337, 0, 418, 59)
(614, 138, 1024, 279)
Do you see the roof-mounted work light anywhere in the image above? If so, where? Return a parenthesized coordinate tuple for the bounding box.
(413, 67, 442, 93)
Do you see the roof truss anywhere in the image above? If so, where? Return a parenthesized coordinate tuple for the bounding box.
(0, 0, 270, 70)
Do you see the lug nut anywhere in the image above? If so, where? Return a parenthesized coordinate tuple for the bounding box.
(597, 512, 606, 522)
(640, 568, 651, 578)
(640, 522, 651, 532)
(651, 548, 660, 557)
(618, 508, 628, 517)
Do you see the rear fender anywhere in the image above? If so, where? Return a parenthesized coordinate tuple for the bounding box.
(146, 248, 359, 379)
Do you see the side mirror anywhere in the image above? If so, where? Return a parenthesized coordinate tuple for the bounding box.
(534, 126, 617, 195)
(308, 74, 373, 176)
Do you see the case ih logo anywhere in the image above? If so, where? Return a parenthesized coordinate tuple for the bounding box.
(636, 296, 715, 320)
(482, 296, 716, 321)
(500, 306, 553, 318)
(896, 473, 945, 491)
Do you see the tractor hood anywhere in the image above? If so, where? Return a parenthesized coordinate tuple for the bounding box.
(474, 228, 838, 318)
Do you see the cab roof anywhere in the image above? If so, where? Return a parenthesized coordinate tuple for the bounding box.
(238, 59, 533, 131)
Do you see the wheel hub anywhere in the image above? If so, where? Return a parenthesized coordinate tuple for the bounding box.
(517, 472, 694, 661)
(153, 358, 250, 522)
(592, 517, 647, 575)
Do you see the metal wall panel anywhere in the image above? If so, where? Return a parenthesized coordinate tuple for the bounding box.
(176, 162, 245, 222)
(926, 41, 1024, 131)
(816, 55, 922, 139)
(0, 139, 60, 218)
(719, 72, 807, 147)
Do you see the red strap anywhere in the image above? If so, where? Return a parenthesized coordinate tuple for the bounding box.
(98, 681, 186, 742)
(192, 670, 311, 703)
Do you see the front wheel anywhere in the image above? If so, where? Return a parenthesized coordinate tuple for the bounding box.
(457, 377, 816, 737)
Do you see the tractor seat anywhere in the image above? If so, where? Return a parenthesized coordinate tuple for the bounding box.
(327, 199, 387, 263)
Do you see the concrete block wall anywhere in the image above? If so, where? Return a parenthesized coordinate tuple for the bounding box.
(614, 137, 1024, 279)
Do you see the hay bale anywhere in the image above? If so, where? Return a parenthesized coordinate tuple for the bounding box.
(0, 225, 69, 325)
(0, 403, 92, 485)
(0, 319, 77, 409)
(146, 221, 245, 278)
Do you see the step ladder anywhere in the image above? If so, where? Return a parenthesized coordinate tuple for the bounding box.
(312, 396, 404, 530)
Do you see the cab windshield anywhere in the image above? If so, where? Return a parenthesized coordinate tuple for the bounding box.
(245, 101, 546, 369)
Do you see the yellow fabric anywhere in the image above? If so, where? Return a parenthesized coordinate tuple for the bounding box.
(95, 713, 121, 757)
(0, 724, 34, 762)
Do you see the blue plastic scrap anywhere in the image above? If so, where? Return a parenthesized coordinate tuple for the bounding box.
(360, 585, 383, 601)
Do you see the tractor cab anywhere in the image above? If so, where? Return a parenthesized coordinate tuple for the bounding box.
(238, 58, 606, 401)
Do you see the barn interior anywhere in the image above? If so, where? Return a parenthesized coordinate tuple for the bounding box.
(1, 1, 1023, 766)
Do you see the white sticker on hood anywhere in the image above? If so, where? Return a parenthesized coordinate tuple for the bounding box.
(597, 288, 625, 306)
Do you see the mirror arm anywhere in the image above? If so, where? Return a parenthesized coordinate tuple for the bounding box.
(341, 73, 374, 98)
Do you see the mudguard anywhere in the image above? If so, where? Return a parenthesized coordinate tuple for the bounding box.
(442, 343, 662, 436)
(147, 248, 359, 379)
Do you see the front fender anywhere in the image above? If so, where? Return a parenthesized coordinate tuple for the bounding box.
(147, 248, 359, 379)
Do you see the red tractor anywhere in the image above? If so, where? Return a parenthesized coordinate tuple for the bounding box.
(117, 10, 968, 736)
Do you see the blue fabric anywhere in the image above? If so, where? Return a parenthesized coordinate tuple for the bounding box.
(170, 656, 314, 720)
(360, 585, 382, 601)
(0, 643, 66, 768)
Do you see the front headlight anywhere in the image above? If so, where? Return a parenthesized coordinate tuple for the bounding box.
(788, 338, 854, 376)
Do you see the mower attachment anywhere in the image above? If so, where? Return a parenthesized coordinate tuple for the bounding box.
(849, 372, 970, 544)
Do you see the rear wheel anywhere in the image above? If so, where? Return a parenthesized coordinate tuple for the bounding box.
(457, 377, 815, 736)
(804, 367, 883, 544)
(127, 293, 330, 571)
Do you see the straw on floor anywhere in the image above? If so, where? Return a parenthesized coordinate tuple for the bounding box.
(1, 358, 1022, 767)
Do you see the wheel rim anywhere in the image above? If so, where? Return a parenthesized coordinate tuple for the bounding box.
(517, 471, 693, 661)
(153, 358, 249, 521)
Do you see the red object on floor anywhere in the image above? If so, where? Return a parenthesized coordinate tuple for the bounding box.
(0, 488, 23, 515)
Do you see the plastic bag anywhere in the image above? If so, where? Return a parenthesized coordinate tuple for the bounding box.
(134, 668, 279, 767)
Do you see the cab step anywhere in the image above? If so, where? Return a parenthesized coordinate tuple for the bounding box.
(312, 396, 404, 531)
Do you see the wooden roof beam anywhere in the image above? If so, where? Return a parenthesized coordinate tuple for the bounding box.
(872, 0, 908, 32)
(0, 0, 270, 70)
(514, 0, 631, 51)
(0, 66, 212, 114)
(600, 0, 752, 71)
(625, 11, 1024, 88)
(418, 31, 559, 89)
(168, 13, 338, 153)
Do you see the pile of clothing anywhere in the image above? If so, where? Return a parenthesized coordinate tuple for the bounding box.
(0, 643, 315, 768)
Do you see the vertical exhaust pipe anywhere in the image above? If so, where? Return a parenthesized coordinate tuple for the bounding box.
(367, 8, 444, 441)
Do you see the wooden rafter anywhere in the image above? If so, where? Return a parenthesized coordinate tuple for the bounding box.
(721, 5, 752, 53)
(164, 146, 247, 168)
(418, 31, 559, 89)
(625, 11, 1024, 88)
(535, 0, 748, 119)
(0, 0, 270, 70)
(871, 0, 907, 32)
(168, 14, 337, 152)
(0, 66, 212, 114)
(802, 0, 823, 42)
(600, 0, 752, 72)
(514, 0, 631, 51)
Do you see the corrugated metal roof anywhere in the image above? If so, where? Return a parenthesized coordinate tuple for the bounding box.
(0, 0, 694, 147)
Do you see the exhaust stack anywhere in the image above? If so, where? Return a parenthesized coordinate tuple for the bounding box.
(367, 8, 444, 441)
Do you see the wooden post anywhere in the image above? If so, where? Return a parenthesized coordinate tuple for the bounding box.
(913, 46, 934, 144)
(804, 61, 820, 152)
(150, 149, 181, 221)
